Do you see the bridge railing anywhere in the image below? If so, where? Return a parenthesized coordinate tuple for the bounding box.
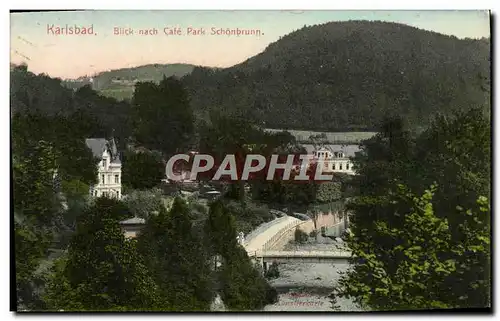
(249, 250, 353, 258)
(262, 219, 304, 251)
(243, 215, 292, 248)
(261, 250, 352, 257)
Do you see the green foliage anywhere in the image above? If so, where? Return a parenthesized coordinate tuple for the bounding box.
(205, 200, 238, 257)
(224, 200, 274, 234)
(61, 180, 90, 201)
(13, 139, 63, 309)
(122, 151, 165, 190)
(43, 198, 160, 311)
(132, 76, 195, 155)
(122, 188, 164, 219)
(294, 228, 308, 244)
(12, 112, 99, 186)
(183, 21, 489, 131)
(63, 63, 196, 100)
(204, 201, 278, 310)
(265, 262, 280, 280)
(316, 182, 342, 203)
(137, 198, 213, 311)
(11, 66, 131, 144)
(219, 246, 278, 311)
(340, 108, 491, 310)
(339, 185, 490, 310)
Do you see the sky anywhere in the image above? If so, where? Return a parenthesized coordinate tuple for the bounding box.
(10, 10, 491, 79)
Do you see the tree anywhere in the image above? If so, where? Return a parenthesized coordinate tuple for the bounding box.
(411, 108, 491, 307)
(131, 77, 194, 155)
(122, 151, 165, 190)
(204, 200, 238, 258)
(340, 108, 491, 310)
(337, 184, 490, 310)
(122, 188, 164, 219)
(181, 21, 489, 131)
(13, 140, 62, 309)
(219, 246, 278, 311)
(43, 197, 160, 311)
(136, 198, 213, 311)
(294, 228, 308, 244)
(203, 200, 278, 310)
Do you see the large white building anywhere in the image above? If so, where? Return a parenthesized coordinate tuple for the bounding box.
(85, 138, 122, 199)
(309, 146, 357, 175)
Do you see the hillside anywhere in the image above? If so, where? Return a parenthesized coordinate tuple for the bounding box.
(63, 63, 197, 100)
(182, 20, 490, 131)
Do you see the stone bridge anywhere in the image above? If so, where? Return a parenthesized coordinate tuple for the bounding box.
(243, 213, 351, 273)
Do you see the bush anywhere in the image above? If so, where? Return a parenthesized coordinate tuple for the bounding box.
(316, 182, 342, 203)
(122, 188, 163, 219)
(226, 201, 273, 234)
(309, 230, 318, 238)
(265, 262, 280, 279)
(294, 228, 308, 244)
(219, 246, 278, 310)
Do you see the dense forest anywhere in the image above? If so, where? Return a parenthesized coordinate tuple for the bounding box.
(182, 21, 490, 131)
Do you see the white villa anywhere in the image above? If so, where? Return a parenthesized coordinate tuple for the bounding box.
(85, 138, 122, 199)
(308, 146, 357, 175)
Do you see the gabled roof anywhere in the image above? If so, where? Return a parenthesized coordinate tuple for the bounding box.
(85, 138, 107, 159)
(302, 144, 361, 158)
(120, 217, 146, 225)
(85, 138, 121, 163)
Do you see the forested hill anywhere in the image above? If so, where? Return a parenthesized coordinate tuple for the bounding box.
(63, 63, 198, 100)
(182, 20, 490, 131)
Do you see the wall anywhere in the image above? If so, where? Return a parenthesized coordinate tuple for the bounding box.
(122, 225, 144, 238)
(264, 212, 345, 251)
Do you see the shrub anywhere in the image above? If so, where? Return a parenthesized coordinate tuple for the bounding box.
(265, 262, 280, 279)
(294, 228, 308, 244)
(122, 188, 163, 219)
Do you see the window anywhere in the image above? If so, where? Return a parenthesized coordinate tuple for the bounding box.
(94, 190, 98, 197)
(339, 163, 343, 170)
(103, 159, 107, 168)
(332, 163, 336, 170)
(102, 191, 108, 197)
(101, 175, 105, 184)
(346, 163, 350, 170)
(116, 191, 120, 198)
(115, 175, 119, 184)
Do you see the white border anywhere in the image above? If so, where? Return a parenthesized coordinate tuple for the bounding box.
(2, 1, 498, 321)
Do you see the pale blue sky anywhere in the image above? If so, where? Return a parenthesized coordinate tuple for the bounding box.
(10, 10, 490, 79)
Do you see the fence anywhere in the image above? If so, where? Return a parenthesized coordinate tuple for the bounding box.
(261, 218, 304, 251)
(248, 250, 352, 259)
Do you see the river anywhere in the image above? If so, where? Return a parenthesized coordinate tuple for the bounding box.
(262, 235, 363, 311)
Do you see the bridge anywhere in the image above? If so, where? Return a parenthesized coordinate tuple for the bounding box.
(242, 213, 352, 273)
(250, 250, 351, 264)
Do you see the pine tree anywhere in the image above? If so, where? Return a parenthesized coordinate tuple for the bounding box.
(137, 198, 214, 311)
(43, 198, 160, 311)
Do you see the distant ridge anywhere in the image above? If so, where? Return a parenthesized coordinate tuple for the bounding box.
(63, 63, 200, 100)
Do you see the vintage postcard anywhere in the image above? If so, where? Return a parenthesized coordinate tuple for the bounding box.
(10, 10, 491, 312)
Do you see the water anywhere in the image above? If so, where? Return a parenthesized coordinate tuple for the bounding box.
(262, 236, 362, 312)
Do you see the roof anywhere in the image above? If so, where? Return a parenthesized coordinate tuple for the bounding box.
(85, 138, 107, 159)
(85, 138, 121, 163)
(302, 144, 362, 158)
(120, 217, 146, 225)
